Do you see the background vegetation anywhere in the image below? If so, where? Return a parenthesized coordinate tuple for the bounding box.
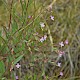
(0, 0, 80, 80)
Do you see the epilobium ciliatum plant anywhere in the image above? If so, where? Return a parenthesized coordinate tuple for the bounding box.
(0, 0, 80, 79)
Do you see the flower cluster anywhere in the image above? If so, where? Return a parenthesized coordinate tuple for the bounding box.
(40, 35, 47, 42)
(57, 39, 68, 77)
(59, 39, 68, 47)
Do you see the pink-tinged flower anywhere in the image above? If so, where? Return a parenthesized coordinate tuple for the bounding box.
(59, 41, 64, 47)
(50, 15, 54, 21)
(40, 37, 44, 42)
(40, 35, 47, 42)
(43, 35, 47, 40)
(15, 76, 19, 80)
(59, 51, 65, 54)
(59, 53, 63, 57)
(59, 72, 63, 76)
(28, 15, 32, 19)
(40, 22, 45, 28)
(57, 62, 61, 67)
(16, 63, 21, 68)
(58, 51, 65, 57)
(64, 39, 68, 45)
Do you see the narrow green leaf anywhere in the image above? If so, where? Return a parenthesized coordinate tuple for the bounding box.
(0, 61, 5, 76)
(13, 54, 24, 65)
(12, 21, 18, 33)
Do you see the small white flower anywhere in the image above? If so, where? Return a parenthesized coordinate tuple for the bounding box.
(50, 16, 54, 21)
(40, 37, 44, 42)
(43, 35, 47, 40)
(40, 35, 47, 42)
(16, 63, 21, 68)
(57, 62, 61, 67)
(40, 22, 45, 28)
(59, 41, 64, 47)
